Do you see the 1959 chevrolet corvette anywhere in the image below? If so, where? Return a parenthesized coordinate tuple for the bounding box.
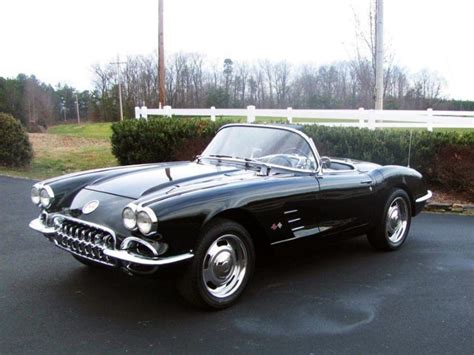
(29, 124, 432, 308)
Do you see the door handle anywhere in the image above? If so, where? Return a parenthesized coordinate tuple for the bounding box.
(360, 179, 373, 184)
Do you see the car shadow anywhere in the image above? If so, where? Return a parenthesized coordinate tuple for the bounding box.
(45, 234, 386, 321)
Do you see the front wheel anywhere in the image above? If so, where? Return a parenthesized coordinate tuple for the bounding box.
(178, 219, 255, 309)
(367, 189, 412, 251)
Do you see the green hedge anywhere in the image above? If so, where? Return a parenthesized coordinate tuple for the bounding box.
(111, 118, 474, 194)
(0, 112, 33, 167)
(302, 125, 474, 194)
(111, 117, 234, 165)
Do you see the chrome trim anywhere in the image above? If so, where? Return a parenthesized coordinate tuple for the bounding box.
(103, 249, 194, 266)
(31, 184, 41, 205)
(216, 124, 322, 174)
(199, 155, 311, 175)
(321, 158, 357, 173)
(271, 235, 308, 246)
(29, 217, 56, 235)
(288, 218, 301, 223)
(284, 209, 298, 214)
(30, 215, 192, 268)
(136, 206, 158, 236)
(122, 203, 138, 231)
(291, 226, 304, 232)
(82, 200, 100, 214)
(38, 185, 55, 208)
(54, 214, 118, 245)
(416, 190, 432, 203)
(120, 236, 159, 256)
(54, 240, 115, 267)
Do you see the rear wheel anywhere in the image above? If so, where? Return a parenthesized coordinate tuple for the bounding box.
(367, 189, 412, 251)
(178, 219, 255, 309)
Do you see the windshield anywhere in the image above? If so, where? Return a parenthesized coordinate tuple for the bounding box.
(201, 125, 317, 170)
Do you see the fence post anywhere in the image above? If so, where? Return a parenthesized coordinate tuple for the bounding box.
(210, 106, 216, 122)
(247, 105, 256, 123)
(358, 107, 365, 128)
(140, 106, 148, 120)
(135, 106, 141, 119)
(163, 105, 172, 118)
(427, 108, 433, 132)
(368, 110, 375, 130)
(286, 107, 293, 124)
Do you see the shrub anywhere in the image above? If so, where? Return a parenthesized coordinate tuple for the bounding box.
(111, 117, 233, 165)
(302, 125, 474, 193)
(0, 112, 33, 167)
(111, 118, 474, 194)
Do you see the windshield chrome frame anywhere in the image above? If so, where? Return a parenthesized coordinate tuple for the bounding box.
(202, 124, 322, 174)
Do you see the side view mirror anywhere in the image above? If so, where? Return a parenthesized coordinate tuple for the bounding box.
(320, 156, 331, 169)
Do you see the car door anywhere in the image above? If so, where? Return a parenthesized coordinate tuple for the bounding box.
(313, 170, 375, 236)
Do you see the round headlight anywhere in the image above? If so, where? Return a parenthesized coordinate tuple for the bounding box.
(136, 209, 157, 235)
(31, 186, 40, 205)
(39, 186, 54, 208)
(122, 206, 137, 230)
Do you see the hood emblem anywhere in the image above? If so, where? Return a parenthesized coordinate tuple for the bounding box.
(82, 200, 100, 214)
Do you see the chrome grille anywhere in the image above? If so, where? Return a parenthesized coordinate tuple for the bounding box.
(54, 217, 117, 266)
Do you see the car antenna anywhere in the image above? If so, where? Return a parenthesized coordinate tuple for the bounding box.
(407, 130, 413, 168)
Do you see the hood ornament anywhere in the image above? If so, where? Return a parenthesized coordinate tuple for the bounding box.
(82, 200, 99, 214)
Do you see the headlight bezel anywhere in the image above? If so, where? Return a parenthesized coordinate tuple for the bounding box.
(31, 185, 41, 205)
(122, 204, 138, 231)
(122, 205, 158, 236)
(40, 185, 55, 208)
(32, 184, 55, 208)
(136, 207, 158, 236)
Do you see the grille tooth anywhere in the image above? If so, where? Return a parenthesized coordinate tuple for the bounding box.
(54, 218, 116, 266)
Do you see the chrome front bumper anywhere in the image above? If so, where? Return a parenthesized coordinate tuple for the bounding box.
(415, 190, 433, 203)
(29, 216, 193, 267)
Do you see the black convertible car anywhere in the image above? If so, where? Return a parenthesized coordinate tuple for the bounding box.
(29, 124, 432, 308)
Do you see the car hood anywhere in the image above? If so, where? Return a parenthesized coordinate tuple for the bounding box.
(84, 161, 256, 199)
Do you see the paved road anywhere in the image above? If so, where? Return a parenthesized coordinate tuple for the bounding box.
(1, 175, 473, 354)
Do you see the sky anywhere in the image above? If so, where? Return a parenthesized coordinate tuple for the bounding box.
(0, 0, 473, 99)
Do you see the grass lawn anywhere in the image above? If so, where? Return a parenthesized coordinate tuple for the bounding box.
(0, 129, 117, 180)
(48, 122, 113, 139)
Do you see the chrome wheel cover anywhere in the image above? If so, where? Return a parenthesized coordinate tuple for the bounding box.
(202, 234, 248, 299)
(386, 197, 409, 244)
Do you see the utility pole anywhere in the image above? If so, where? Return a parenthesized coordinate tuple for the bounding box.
(110, 55, 126, 121)
(158, 0, 166, 107)
(61, 98, 67, 122)
(75, 93, 81, 124)
(374, 0, 384, 110)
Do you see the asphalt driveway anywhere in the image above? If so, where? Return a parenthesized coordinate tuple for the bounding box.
(0, 176, 473, 354)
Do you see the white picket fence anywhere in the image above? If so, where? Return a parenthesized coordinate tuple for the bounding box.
(134, 105, 474, 131)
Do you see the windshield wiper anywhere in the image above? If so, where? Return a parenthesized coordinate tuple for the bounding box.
(197, 155, 271, 175)
(207, 154, 234, 159)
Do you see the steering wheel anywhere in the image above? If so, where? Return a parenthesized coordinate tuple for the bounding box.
(282, 147, 308, 157)
(267, 155, 294, 167)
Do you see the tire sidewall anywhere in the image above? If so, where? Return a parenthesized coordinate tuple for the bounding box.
(383, 189, 412, 249)
(191, 220, 255, 309)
